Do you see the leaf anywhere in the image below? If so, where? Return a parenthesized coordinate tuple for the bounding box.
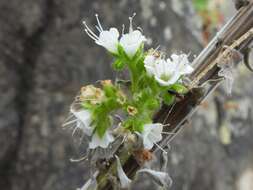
(162, 93, 175, 106)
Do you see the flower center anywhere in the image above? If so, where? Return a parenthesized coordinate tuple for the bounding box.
(160, 73, 171, 82)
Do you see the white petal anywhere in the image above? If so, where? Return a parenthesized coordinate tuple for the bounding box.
(142, 123, 163, 150)
(144, 65, 155, 76)
(143, 138, 154, 149)
(115, 155, 132, 189)
(70, 109, 93, 136)
(89, 131, 114, 149)
(120, 30, 146, 57)
(144, 55, 156, 67)
(95, 27, 119, 53)
(137, 168, 172, 188)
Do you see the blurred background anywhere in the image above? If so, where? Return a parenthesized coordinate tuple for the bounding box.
(1, 0, 253, 190)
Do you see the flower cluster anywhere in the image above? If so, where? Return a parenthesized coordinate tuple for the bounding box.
(64, 14, 194, 189)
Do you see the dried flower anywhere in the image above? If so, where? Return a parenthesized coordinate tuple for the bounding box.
(127, 105, 138, 116)
(137, 168, 172, 188)
(89, 130, 115, 149)
(68, 107, 93, 136)
(115, 155, 132, 189)
(80, 85, 105, 104)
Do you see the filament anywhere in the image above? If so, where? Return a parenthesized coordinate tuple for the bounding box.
(95, 14, 103, 31)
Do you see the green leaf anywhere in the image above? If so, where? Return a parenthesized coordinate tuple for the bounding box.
(170, 83, 188, 94)
(162, 93, 175, 106)
(112, 59, 125, 70)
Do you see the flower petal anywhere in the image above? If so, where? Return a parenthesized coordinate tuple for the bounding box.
(89, 131, 114, 149)
(70, 108, 93, 136)
(141, 123, 163, 150)
(120, 30, 146, 57)
(95, 27, 119, 53)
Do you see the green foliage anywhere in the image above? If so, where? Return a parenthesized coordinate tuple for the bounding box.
(193, 0, 209, 11)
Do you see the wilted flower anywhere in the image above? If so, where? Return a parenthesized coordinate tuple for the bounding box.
(119, 14, 146, 58)
(67, 107, 93, 136)
(83, 14, 119, 54)
(141, 123, 163, 150)
(80, 85, 105, 104)
(127, 105, 138, 116)
(137, 168, 172, 188)
(89, 130, 115, 149)
(115, 155, 132, 189)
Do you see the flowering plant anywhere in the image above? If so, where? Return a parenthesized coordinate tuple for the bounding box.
(64, 14, 194, 189)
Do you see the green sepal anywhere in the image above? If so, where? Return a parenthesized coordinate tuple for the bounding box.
(112, 59, 125, 70)
(131, 43, 144, 63)
(118, 45, 129, 62)
(170, 83, 189, 94)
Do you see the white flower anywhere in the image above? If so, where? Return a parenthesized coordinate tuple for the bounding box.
(67, 108, 93, 136)
(119, 14, 146, 58)
(153, 58, 181, 86)
(83, 14, 119, 54)
(120, 30, 146, 58)
(144, 54, 158, 76)
(115, 155, 132, 189)
(170, 53, 194, 75)
(141, 123, 163, 150)
(89, 130, 115, 149)
(144, 53, 194, 86)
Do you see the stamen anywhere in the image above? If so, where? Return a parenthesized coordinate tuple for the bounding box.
(84, 29, 98, 41)
(62, 119, 77, 127)
(154, 141, 167, 153)
(129, 12, 136, 32)
(83, 21, 99, 40)
(95, 14, 103, 31)
(162, 102, 176, 124)
(72, 125, 79, 136)
(137, 26, 143, 33)
(63, 114, 75, 123)
(70, 155, 88, 162)
(95, 25, 102, 32)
